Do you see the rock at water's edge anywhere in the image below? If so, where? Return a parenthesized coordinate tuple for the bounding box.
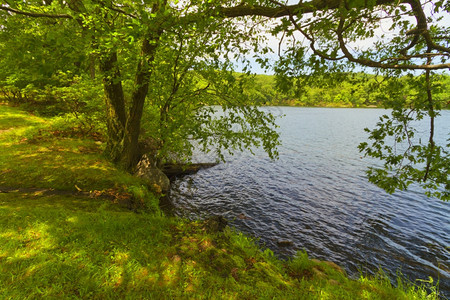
(162, 162, 218, 178)
(135, 154, 170, 193)
(203, 215, 228, 233)
(277, 240, 294, 247)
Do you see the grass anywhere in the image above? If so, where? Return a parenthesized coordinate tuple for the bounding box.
(0, 104, 440, 299)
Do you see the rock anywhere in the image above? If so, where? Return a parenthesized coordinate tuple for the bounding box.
(277, 240, 294, 247)
(135, 154, 170, 193)
(162, 162, 218, 178)
(140, 168, 170, 193)
(237, 213, 251, 220)
(203, 215, 228, 233)
(135, 153, 156, 170)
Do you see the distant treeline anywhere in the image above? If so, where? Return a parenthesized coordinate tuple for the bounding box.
(244, 73, 450, 108)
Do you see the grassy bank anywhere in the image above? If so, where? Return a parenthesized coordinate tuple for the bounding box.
(0, 104, 439, 299)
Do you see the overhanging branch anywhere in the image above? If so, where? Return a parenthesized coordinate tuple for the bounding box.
(0, 5, 72, 19)
(405, 0, 450, 54)
(335, 16, 450, 70)
(220, 0, 395, 18)
(222, 0, 449, 71)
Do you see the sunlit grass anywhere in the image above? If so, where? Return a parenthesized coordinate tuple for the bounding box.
(0, 141, 144, 191)
(0, 192, 169, 298)
(0, 105, 47, 130)
(0, 193, 439, 299)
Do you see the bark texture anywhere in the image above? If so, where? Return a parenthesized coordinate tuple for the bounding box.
(100, 34, 162, 172)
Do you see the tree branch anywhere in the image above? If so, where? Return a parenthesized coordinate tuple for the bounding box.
(423, 50, 435, 182)
(336, 17, 450, 70)
(94, 0, 137, 19)
(405, 0, 450, 54)
(0, 5, 72, 19)
(220, 0, 395, 18)
(288, 14, 346, 61)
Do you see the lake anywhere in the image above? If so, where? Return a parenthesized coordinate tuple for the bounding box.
(169, 107, 449, 297)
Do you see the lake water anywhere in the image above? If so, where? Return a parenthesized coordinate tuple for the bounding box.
(169, 107, 449, 297)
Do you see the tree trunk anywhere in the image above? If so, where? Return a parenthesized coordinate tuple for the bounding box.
(48, 0, 163, 172)
(121, 36, 162, 171)
(100, 35, 161, 172)
(89, 52, 96, 79)
(98, 0, 165, 172)
(99, 51, 128, 166)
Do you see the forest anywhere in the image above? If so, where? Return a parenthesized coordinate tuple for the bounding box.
(242, 73, 449, 107)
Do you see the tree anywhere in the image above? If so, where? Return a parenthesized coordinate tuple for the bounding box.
(0, 0, 280, 170)
(141, 11, 280, 164)
(0, 6, 88, 96)
(1, 0, 448, 199)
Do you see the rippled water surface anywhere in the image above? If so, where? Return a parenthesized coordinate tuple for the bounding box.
(169, 107, 450, 296)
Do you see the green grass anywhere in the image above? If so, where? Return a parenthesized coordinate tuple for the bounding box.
(0, 104, 440, 299)
(1, 192, 438, 299)
(0, 105, 149, 194)
(0, 105, 47, 130)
